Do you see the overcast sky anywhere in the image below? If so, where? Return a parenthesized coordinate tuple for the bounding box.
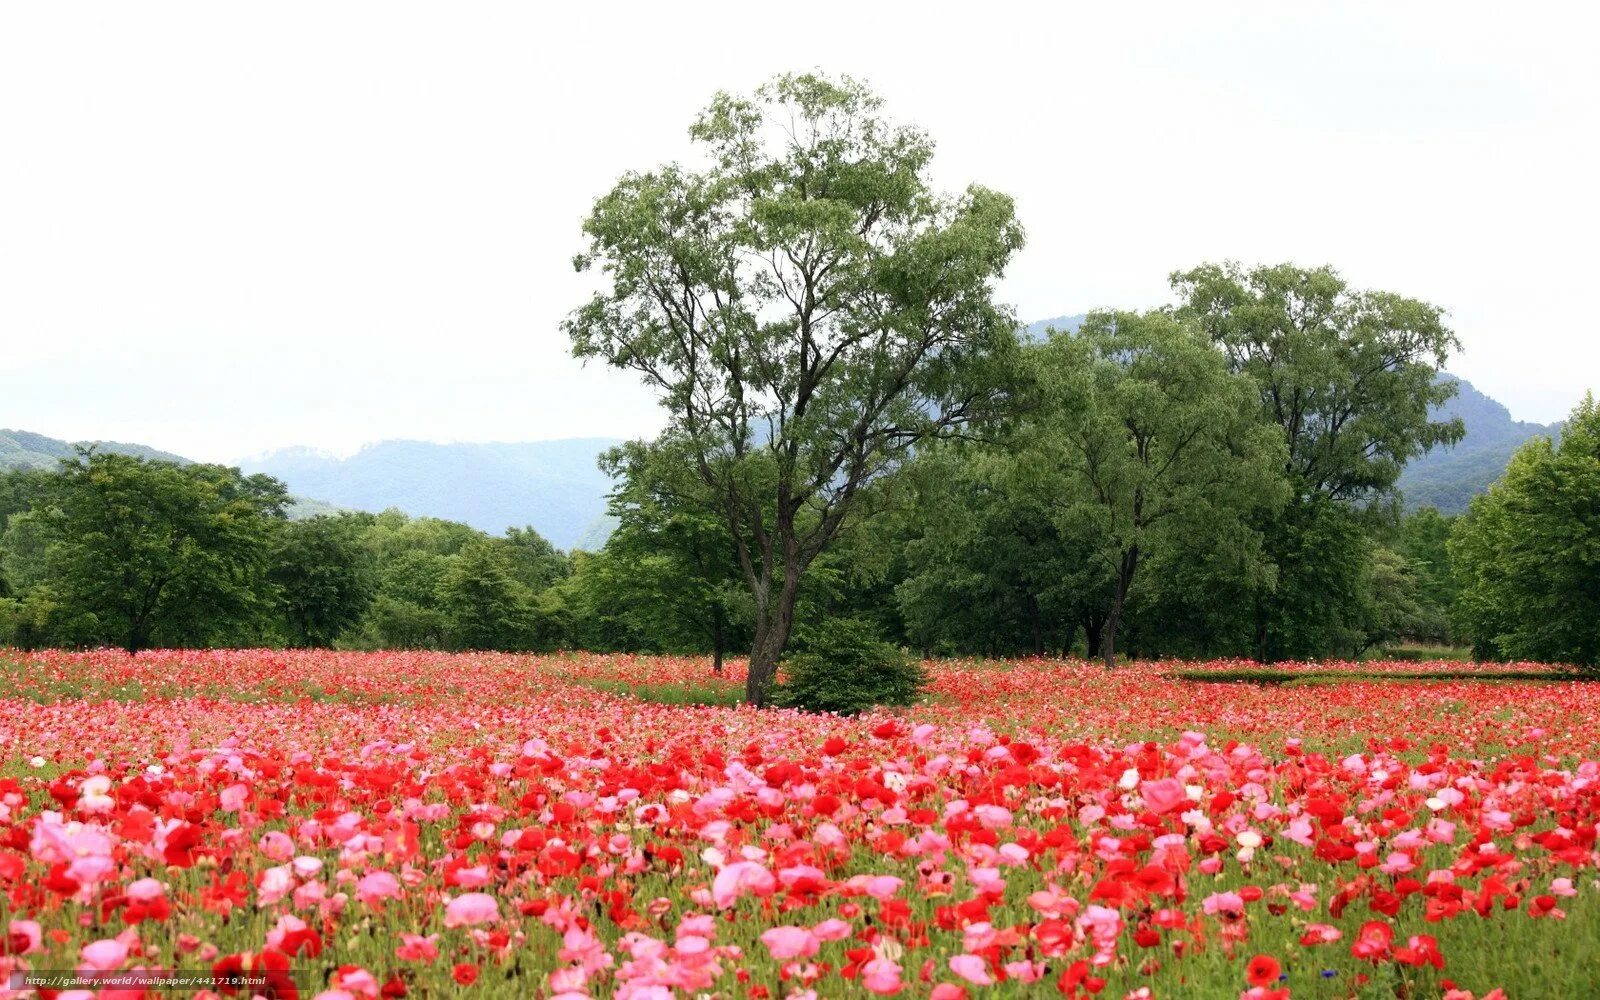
(3, 2, 1595, 463)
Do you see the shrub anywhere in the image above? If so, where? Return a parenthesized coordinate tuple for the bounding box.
(775, 617, 926, 715)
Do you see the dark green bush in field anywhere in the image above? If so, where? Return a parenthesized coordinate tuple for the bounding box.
(776, 617, 926, 715)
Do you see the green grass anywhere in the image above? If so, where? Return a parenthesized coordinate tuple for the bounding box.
(1381, 643, 1476, 662)
(571, 677, 746, 707)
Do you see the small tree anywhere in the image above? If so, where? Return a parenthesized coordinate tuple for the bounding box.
(599, 439, 749, 673)
(566, 73, 1025, 704)
(435, 541, 538, 651)
(267, 514, 376, 647)
(775, 617, 925, 715)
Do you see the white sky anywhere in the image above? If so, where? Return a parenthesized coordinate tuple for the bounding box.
(2, 2, 1595, 463)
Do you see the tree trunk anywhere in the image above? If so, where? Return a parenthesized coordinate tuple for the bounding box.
(744, 571, 801, 707)
(1058, 622, 1077, 658)
(745, 624, 786, 707)
(1101, 548, 1139, 670)
(711, 616, 725, 677)
(1083, 615, 1103, 662)
(1027, 597, 1044, 657)
(1100, 597, 1122, 670)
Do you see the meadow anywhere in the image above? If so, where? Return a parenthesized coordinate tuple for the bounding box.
(0, 650, 1595, 999)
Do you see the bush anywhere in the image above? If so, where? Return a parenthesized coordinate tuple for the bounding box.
(775, 617, 926, 715)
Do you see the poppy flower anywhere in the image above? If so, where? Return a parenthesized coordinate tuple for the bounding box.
(1246, 954, 1281, 987)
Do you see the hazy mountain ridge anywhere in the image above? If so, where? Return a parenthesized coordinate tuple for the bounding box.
(240, 438, 624, 550)
(1, 429, 188, 469)
(1399, 375, 1561, 513)
(4, 319, 1565, 542)
(1, 429, 341, 519)
(1023, 314, 1088, 339)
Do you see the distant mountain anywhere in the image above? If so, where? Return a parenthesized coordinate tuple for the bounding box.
(1, 428, 188, 469)
(6, 340, 1557, 550)
(2, 429, 341, 520)
(241, 439, 624, 550)
(1397, 375, 1560, 514)
(1022, 314, 1087, 340)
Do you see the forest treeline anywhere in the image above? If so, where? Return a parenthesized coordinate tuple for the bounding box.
(1, 299, 1594, 668)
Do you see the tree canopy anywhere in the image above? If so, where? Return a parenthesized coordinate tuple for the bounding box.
(1452, 395, 1600, 666)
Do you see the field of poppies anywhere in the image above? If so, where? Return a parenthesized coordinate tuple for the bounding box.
(0, 650, 1596, 999)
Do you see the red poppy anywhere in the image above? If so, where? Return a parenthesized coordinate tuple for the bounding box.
(1246, 954, 1281, 987)
(212, 949, 298, 1000)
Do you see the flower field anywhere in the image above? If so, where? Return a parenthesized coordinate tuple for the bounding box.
(0, 651, 1597, 999)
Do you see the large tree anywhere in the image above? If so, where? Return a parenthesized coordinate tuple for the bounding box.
(1451, 394, 1600, 667)
(44, 450, 287, 653)
(566, 73, 1025, 704)
(1024, 310, 1285, 668)
(1173, 263, 1462, 659)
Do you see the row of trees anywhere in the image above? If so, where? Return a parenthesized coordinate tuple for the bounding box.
(0, 453, 569, 653)
(2, 389, 1588, 671)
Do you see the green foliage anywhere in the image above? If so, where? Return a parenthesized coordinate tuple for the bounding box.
(775, 617, 926, 715)
(41, 450, 288, 652)
(566, 72, 1025, 705)
(1251, 497, 1371, 660)
(594, 440, 751, 670)
(268, 514, 376, 647)
(434, 541, 542, 651)
(1, 453, 577, 653)
(1396, 507, 1457, 644)
(892, 449, 1099, 658)
(359, 594, 449, 650)
(1345, 545, 1427, 656)
(1451, 394, 1600, 667)
(0, 586, 61, 648)
(1022, 309, 1287, 666)
(1173, 262, 1463, 661)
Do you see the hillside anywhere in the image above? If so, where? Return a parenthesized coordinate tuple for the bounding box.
(1022, 313, 1087, 339)
(241, 439, 624, 550)
(1, 429, 188, 469)
(1, 429, 341, 520)
(1398, 375, 1560, 513)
